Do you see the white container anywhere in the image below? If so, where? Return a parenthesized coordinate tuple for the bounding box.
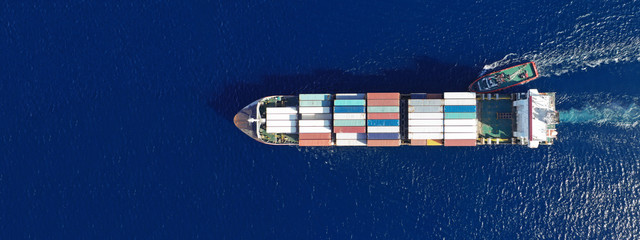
(408, 112, 443, 119)
(335, 93, 366, 99)
(298, 107, 331, 114)
(444, 92, 476, 99)
(266, 126, 298, 133)
(267, 113, 298, 120)
(444, 126, 477, 133)
(408, 99, 443, 105)
(444, 132, 477, 139)
(335, 139, 367, 146)
(409, 119, 443, 126)
(300, 113, 332, 120)
(298, 120, 331, 127)
(298, 126, 332, 133)
(266, 121, 297, 127)
(408, 133, 443, 139)
(444, 99, 476, 106)
(336, 133, 367, 139)
(444, 119, 477, 126)
(408, 126, 443, 133)
(333, 113, 367, 120)
(367, 126, 400, 133)
(266, 107, 298, 114)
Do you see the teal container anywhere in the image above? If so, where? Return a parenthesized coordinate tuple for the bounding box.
(333, 119, 366, 126)
(334, 99, 366, 106)
(299, 100, 331, 107)
(299, 94, 332, 101)
(367, 106, 399, 113)
(444, 112, 477, 119)
(367, 119, 399, 126)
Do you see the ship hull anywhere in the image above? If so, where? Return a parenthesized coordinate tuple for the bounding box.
(468, 62, 539, 93)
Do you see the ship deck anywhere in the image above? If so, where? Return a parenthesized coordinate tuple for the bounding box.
(477, 97, 514, 139)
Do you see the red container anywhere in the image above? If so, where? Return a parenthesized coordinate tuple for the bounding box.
(299, 139, 332, 146)
(298, 133, 332, 140)
(367, 113, 399, 119)
(367, 92, 400, 100)
(444, 139, 477, 146)
(367, 139, 401, 146)
(333, 126, 366, 133)
(410, 139, 427, 146)
(367, 99, 399, 106)
(426, 94, 443, 99)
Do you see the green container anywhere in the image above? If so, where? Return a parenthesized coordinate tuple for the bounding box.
(444, 112, 476, 119)
(334, 99, 366, 106)
(333, 119, 366, 126)
(299, 100, 331, 107)
(299, 94, 332, 101)
(367, 106, 399, 113)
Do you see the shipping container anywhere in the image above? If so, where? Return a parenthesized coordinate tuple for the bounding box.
(367, 139, 401, 146)
(367, 113, 399, 119)
(408, 126, 443, 133)
(333, 113, 367, 120)
(444, 139, 477, 146)
(367, 99, 399, 106)
(266, 121, 297, 127)
(335, 93, 366, 99)
(333, 119, 366, 127)
(444, 119, 477, 126)
(266, 107, 298, 114)
(299, 94, 332, 101)
(367, 119, 400, 126)
(427, 139, 444, 146)
(298, 120, 331, 127)
(443, 99, 476, 106)
(367, 126, 400, 133)
(410, 93, 427, 99)
(408, 99, 444, 105)
(266, 126, 298, 133)
(367, 92, 400, 100)
(367, 106, 400, 113)
(410, 139, 428, 146)
(408, 132, 443, 139)
(298, 133, 332, 140)
(333, 126, 366, 133)
(299, 101, 332, 107)
(298, 126, 332, 133)
(444, 112, 477, 119)
(408, 105, 443, 113)
(336, 139, 367, 146)
(300, 113, 332, 120)
(443, 105, 477, 112)
(426, 94, 444, 99)
(334, 106, 366, 113)
(334, 99, 366, 106)
(444, 92, 476, 99)
(299, 139, 333, 146)
(266, 113, 298, 120)
(367, 133, 400, 140)
(444, 132, 477, 139)
(298, 107, 331, 114)
(335, 133, 367, 139)
(408, 112, 443, 119)
(408, 119, 444, 126)
(444, 126, 477, 133)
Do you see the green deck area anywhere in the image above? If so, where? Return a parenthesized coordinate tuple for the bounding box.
(499, 63, 536, 84)
(478, 99, 514, 138)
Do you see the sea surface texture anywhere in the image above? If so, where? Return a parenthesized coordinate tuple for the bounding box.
(3, 1, 640, 239)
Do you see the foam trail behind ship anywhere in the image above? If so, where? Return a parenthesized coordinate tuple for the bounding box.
(557, 93, 640, 128)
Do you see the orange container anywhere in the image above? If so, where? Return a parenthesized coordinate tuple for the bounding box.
(426, 94, 443, 99)
(367, 113, 399, 119)
(299, 139, 332, 146)
(298, 133, 332, 140)
(444, 139, 476, 146)
(367, 92, 400, 100)
(367, 139, 401, 146)
(410, 140, 427, 146)
(333, 126, 366, 133)
(367, 99, 399, 106)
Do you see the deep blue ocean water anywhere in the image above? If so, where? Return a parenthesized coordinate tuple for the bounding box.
(3, 1, 640, 239)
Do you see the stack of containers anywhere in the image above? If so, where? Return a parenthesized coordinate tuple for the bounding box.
(333, 93, 367, 146)
(407, 93, 444, 146)
(266, 107, 298, 134)
(298, 94, 333, 146)
(443, 92, 478, 146)
(366, 93, 401, 146)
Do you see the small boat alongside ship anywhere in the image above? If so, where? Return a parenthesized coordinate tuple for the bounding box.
(468, 62, 539, 93)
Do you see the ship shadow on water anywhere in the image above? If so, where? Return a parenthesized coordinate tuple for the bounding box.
(209, 57, 480, 120)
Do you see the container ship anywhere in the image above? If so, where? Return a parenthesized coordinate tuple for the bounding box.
(233, 89, 558, 148)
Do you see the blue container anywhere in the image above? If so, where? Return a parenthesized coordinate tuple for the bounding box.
(367, 133, 400, 140)
(334, 106, 366, 113)
(367, 119, 400, 126)
(299, 101, 331, 107)
(444, 105, 477, 112)
(334, 99, 366, 106)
